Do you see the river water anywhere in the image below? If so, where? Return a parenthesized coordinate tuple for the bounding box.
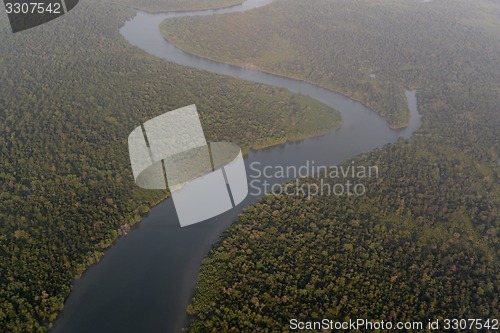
(51, 1, 421, 332)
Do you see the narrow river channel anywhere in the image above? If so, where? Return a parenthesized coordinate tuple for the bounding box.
(51, 1, 422, 332)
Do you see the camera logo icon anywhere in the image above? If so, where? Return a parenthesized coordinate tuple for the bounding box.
(128, 105, 248, 227)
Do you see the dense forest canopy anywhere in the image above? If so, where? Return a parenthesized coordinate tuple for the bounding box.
(0, 1, 339, 331)
(98, 0, 244, 12)
(161, 0, 500, 129)
(169, 0, 500, 331)
(0, 0, 499, 331)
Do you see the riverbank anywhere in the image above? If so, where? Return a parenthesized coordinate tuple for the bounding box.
(49, 2, 420, 332)
(159, 22, 410, 130)
(100, 0, 245, 14)
(68, 117, 341, 282)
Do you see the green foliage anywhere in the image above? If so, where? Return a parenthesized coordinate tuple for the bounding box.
(161, 0, 500, 129)
(0, 2, 339, 331)
(110, 0, 244, 13)
(187, 140, 500, 331)
(183, 0, 500, 331)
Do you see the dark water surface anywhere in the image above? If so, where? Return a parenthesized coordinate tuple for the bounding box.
(51, 1, 421, 332)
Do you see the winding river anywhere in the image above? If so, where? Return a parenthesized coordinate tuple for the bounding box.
(51, 1, 421, 332)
